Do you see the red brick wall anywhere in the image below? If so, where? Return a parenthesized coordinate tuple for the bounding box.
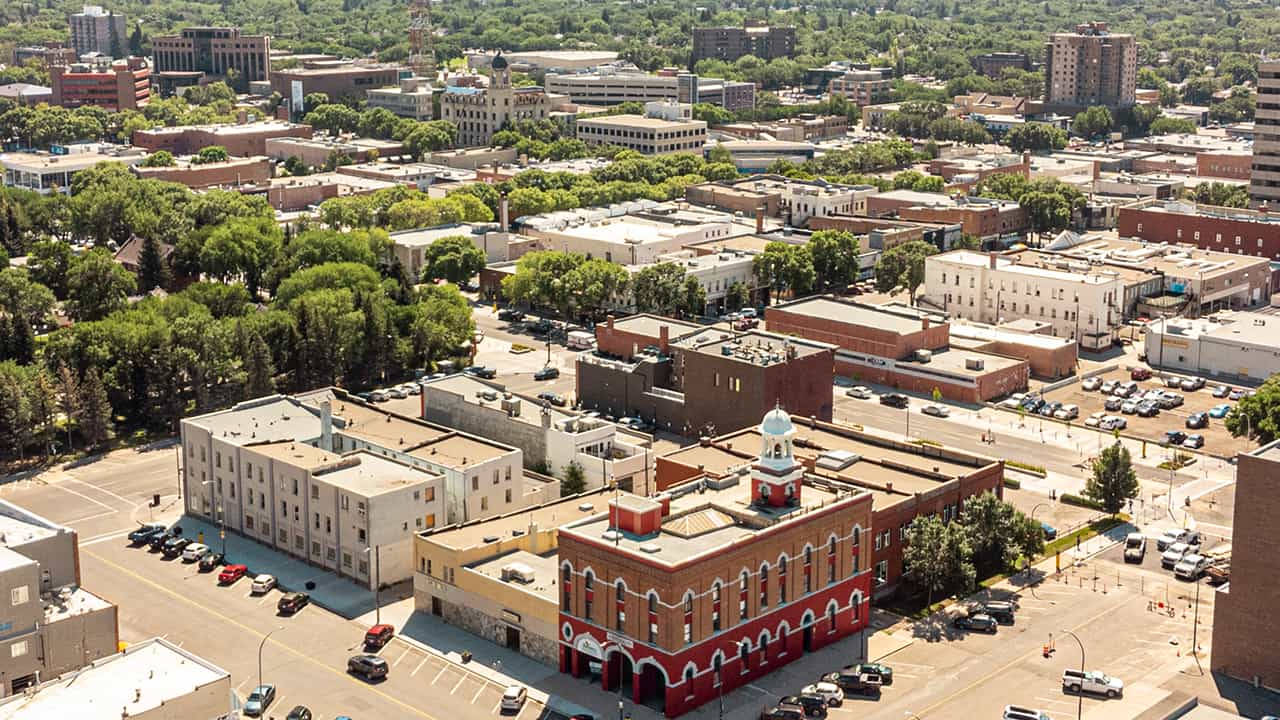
(133, 158, 272, 189)
(831, 354, 1028, 404)
(1196, 152, 1252, 181)
(765, 305, 948, 360)
(898, 204, 1029, 238)
(132, 124, 313, 156)
(1118, 206, 1280, 259)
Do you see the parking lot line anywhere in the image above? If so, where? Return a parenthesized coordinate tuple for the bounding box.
(450, 675, 467, 694)
(472, 685, 485, 703)
(491, 700, 502, 714)
(432, 666, 449, 684)
(392, 647, 411, 667)
(411, 657, 428, 676)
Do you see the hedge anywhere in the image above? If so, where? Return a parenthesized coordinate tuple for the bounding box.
(1003, 477, 1022, 489)
(1006, 459, 1046, 475)
(1060, 493, 1104, 511)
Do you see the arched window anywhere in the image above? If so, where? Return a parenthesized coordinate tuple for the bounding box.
(827, 536, 837, 584)
(684, 666, 694, 685)
(583, 571, 594, 619)
(711, 581, 722, 631)
(713, 655, 723, 686)
(561, 564, 572, 611)
(615, 580, 626, 630)
(759, 563, 769, 609)
(683, 594, 694, 644)
(759, 631, 770, 662)
(773, 443, 782, 457)
(739, 639, 750, 671)
(778, 557, 788, 604)
(738, 570, 749, 622)
(851, 527, 861, 574)
(647, 593, 659, 644)
(828, 603, 837, 632)
(851, 592, 861, 623)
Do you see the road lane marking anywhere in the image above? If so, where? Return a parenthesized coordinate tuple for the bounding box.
(66, 476, 136, 505)
(472, 684, 485, 703)
(83, 548, 438, 720)
(411, 657, 428, 676)
(48, 482, 114, 512)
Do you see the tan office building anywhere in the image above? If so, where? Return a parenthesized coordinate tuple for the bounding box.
(1044, 22, 1136, 111)
(576, 114, 707, 155)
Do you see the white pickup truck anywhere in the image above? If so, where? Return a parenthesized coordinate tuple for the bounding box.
(1062, 669, 1124, 698)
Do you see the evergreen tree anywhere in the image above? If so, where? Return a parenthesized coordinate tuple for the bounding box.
(77, 368, 112, 450)
(129, 23, 145, 56)
(108, 11, 123, 59)
(56, 365, 79, 451)
(244, 331, 276, 398)
(137, 235, 170, 292)
(0, 372, 32, 460)
(560, 461, 586, 497)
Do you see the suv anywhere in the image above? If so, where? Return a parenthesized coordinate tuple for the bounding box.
(953, 613, 998, 633)
(1164, 430, 1187, 446)
(879, 393, 908, 409)
(1123, 533, 1146, 563)
(975, 601, 1016, 624)
(277, 592, 310, 614)
(1130, 367, 1152, 380)
(161, 536, 191, 558)
(1174, 553, 1209, 581)
(464, 365, 497, 379)
(501, 686, 528, 713)
(779, 694, 827, 717)
(760, 706, 805, 720)
(285, 707, 313, 720)
(347, 654, 389, 681)
(128, 523, 166, 545)
(1161, 542, 1191, 569)
(364, 624, 395, 650)
(821, 670, 882, 697)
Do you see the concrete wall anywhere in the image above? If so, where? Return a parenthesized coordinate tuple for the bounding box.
(422, 387, 549, 472)
(11, 530, 78, 591)
(575, 356, 688, 434)
(40, 602, 119, 679)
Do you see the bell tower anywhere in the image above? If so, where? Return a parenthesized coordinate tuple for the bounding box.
(752, 406, 804, 508)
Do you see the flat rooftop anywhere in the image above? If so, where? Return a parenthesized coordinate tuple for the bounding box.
(685, 234, 778, 255)
(469, 549, 560, 602)
(0, 638, 229, 720)
(578, 114, 705, 129)
(770, 297, 930, 334)
(0, 501, 65, 547)
(1149, 311, 1280, 347)
(313, 452, 439, 496)
(44, 586, 112, 623)
(933, 250, 1118, 285)
(409, 433, 512, 468)
(925, 346, 1024, 376)
(1046, 235, 1269, 278)
(389, 222, 500, 248)
(136, 120, 303, 136)
(562, 475, 859, 565)
(421, 489, 612, 550)
(295, 388, 450, 450)
(947, 321, 1075, 350)
(678, 329, 831, 366)
(185, 395, 321, 445)
(423, 374, 576, 428)
(608, 314, 702, 340)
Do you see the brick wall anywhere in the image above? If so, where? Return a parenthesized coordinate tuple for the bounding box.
(765, 305, 949, 360)
(1118, 206, 1280, 259)
(1196, 152, 1253, 181)
(133, 157, 271, 189)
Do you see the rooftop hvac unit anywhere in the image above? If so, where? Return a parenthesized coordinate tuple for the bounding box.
(965, 357, 986, 371)
(915, 349, 933, 363)
(501, 563, 536, 584)
(501, 396, 522, 416)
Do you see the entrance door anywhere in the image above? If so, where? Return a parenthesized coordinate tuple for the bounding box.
(803, 625, 813, 652)
(431, 596, 442, 616)
(505, 626, 521, 652)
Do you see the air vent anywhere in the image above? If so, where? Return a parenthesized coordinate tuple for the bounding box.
(483, 535, 499, 543)
(602, 530, 620, 541)
(578, 503, 594, 511)
(639, 543, 661, 554)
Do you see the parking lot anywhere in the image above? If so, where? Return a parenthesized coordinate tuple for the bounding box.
(1037, 367, 1256, 459)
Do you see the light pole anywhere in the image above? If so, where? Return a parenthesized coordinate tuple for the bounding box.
(364, 545, 381, 625)
(1060, 628, 1085, 720)
(258, 626, 283, 696)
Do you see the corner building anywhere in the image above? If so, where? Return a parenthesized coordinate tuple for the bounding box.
(556, 408, 873, 717)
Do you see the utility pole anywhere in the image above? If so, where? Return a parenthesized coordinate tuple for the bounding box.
(1060, 629, 1085, 720)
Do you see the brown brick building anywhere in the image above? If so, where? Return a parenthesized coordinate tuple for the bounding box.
(1211, 443, 1280, 692)
(269, 63, 405, 104)
(656, 415, 1004, 598)
(1196, 151, 1253, 181)
(867, 190, 1029, 239)
(1117, 200, 1280, 260)
(691, 24, 796, 63)
(1044, 22, 1137, 112)
(132, 119, 313, 157)
(152, 27, 270, 87)
(132, 156, 271, 189)
(51, 57, 150, 111)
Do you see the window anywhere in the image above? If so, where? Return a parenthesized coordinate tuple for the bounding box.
(827, 537, 837, 584)
(426, 559, 433, 576)
(875, 560, 888, 585)
(314, 513, 320, 530)
(615, 581, 626, 629)
(424, 487, 435, 503)
(648, 594, 659, 644)
(683, 595, 693, 644)
(583, 572, 594, 619)
(738, 571, 749, 621)
(481, 497, 488, 512)
(358, 559, 368, 575)
(561, 566, 572, 611)
(358, 528, 367, 543)
(739, 640, 750, 672)
(326, 516, 331, 533)
(425, 513, 435, 528)
(852, 595, 861, 623)
(471, 476, 479, 491)
(311, 486, 319, 500)
(759, 564, 769, 609)
(713, 656, 723, 686)
(711, 582, 722, 631)
(505, 489, 512, 504)
(778, 557, 788, 603)
(760, 631, 769, 662)
(246, 516, 255, 530)
(493, 470, 500, 485)
(311, 541, 320, 555)
(10, 585, 28, 606)
(828, 605, 837, 632)
(10, 640, 27, 658)
(803, 547, 812, 594)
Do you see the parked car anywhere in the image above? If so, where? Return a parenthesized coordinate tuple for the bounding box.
(364, 623, 395, 650)
(285, 706, 313, 720)
(464, 365, 497, 379)
(1004, 705, 1052, 720)
(1100, 380, 1119, 394)
(148, 530, 177, 551)
(1041, 522, 1058, 541)
(181, 542, 209, 563)
(1212, 384, 1231, 398)
(385, 386, 407, 399)
(533, 366, 560, 381)
(921, 404, 949, 418)
(243, 684, 276, 717)
(846, 386, 873, 400)
(1039, 401, 1062, 417)
(1174, 553, 1210, 581)
(278, 592, 310, 614)
(1209, 403, 1231, 418)
(500, 685, 528, 713)
(1082, 377, 1102, 391)
(1099, 415, 1126, 431)
(1182, 434, 1205, 449)
(953, 613, 998, 633)
(1062, 669, 1123, 698)
(497, 308, 524, 322)
(974, 601, 1016, 624)
(537, 391, 567, 407)
(1186, 412, 1208, 429)
(368, 390, 389, 403)
(198, 552, 225, 572)
(348, 653, 389, 681)
(1136, 401, 1160, 418)
(403, 383, 421, 396)
(128, 523, 167, 545)
(1162, 542, 1192, 569)
(1124, 533, 1147, 562)
(1103, 396, 1123, 411)
(1163, 375, 1183, 388)
(1118, 381, 1140, 397)
(1120, 400, 1139, 414)
(879, 393, 908, 409)
(251, 574, 277, 594)
(1054, 404, 1079, 420)
(1022, 397, 1045, 413)
(760, 705, 805, 720)
(1157, 529, 1185, 551)
(779, 693, 828, 717)
(1165, 430, 1187, 446)
(1130, 367, 1152, 380)
(218, 564, 248, 585)
(526, 318, 553, 335)
(1085, 411, 1106, 427)
(1181, 377, 1205, 391)
(740, 308, 758, 318)
(820, 670, 882, 697)
(798, 682, 844, 706)
(1158, 392, 1184, 409)
(849, 662, 893, 685)
(1229, 388, 1245, 400)
(161, 536, 192, 558)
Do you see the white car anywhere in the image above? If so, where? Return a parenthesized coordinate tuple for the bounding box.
(403, 384, 421, 396)
(1120, 400, 1139, 414)
(800, 682, 844, 706)
(1161, 543, 1191, 569)
(385, 387, 407, 399)
(181, 542, 209, 562)
(1054, 404, 1079, 420)
(922, 404, 950, 417)
(1084, 411, 1106, 428)
(251, 574, 277, 594)
(1082, 377, 1102, 392)
(845, 386, 873, 399)
(999, 393, 1026, 409)
(1099, 415, 1126, 431)
(1004, 705, 1051, 720)
(1100, 379, 1119, 394)
(500, 685, 527, 712)
(1104, 395, 1123, 411)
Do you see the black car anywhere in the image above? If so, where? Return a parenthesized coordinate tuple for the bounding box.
(498, 308, 524, 322)
(198, 552, 225, 572)
(533, 366, 560, 381)
(537, 391, 566, 407)
(1185, 412, 1208, 429)
(148, 530, 177, 551)
(1165, 430, 1187, 446)
(779, 694, 828, 717)
(953, 613, 998, 633)
(128, 523, 167, 545)
(526, 319, 553, 335)
(161, 536, 192, 558)
(464, 365, 497, 379)
(879, 393, 909, 409)
(278, 592, 310, 614)
(348, 653, 389, 681)
(821, 671, 882, 697)
(760, 705, 805, 720)
(285, 707, 313, 720)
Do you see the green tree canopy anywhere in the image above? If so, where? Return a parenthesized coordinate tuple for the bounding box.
(1085, 442, 1140, 515)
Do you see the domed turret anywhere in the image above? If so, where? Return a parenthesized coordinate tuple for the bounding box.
(490, 51, 508, 70)
(752, 405, 804, 508)
(761, 406, 794, 438)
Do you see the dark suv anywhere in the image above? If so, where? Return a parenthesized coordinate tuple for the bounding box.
(779, 694, 828, 717)
(879, 393, 909, 409)
(821, 670, 882, 697)
(161, 536, 191, 558)
(348, 654, 389, 681)
(760, 705, 805, 720)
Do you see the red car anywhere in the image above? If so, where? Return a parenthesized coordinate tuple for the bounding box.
(218, 564, 248, 585)
(364, 624, 395, 650)
(1130, 367, 1152, 381)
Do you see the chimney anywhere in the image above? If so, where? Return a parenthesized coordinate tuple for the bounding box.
(607, 315, 615, 331)
(659, 325, 670, 354)
(237, 109, 248, 125)
(988, 252, 998, 269)
(755, 206, 765, 234)
(320, 400, 333, 451)
(499, 194, 510, 229)
(922, 317, 930, 330)
(527, 521, 540, 552)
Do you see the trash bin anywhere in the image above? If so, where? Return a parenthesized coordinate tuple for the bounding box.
(152, 493, 160, 507)
(461, 651, 472, 663)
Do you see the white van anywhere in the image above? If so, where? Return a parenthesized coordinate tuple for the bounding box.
(567, 330, 596, 350)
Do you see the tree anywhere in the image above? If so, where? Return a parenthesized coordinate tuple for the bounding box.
(1004, 122, 1067, 152)
(243, 330, 275, 397)
(1147, 116, 1197, 135)
(56, 364, 79, 451)
(1071, 106, 1114, 138)
(420, 235, 486, 285)
(632, 262, 687, 316)
(1085, 442, 1140, 515)
(874, 240, 936, 303)
(140, 150, 175, 167)
(77, 368, 112, 450)
(678, 276, 707, 318)
(753, 242, 815, 303)
(808, 229, 861, 291)
(903, 515, 974, 607)
(959, 491, 1040, 574)
(563, 258, 629, 320)
(724, 281, 751, 311)
(137, 235, 170, 292)
(0, 366, 33, 460)
(1226, 374, 1280, 443)
(561, 461, 586, 496)
(1190, 182, 1249, 209)
(199, 217, 283, 296)
(952, 234, 982, 251)
(191, 146, 229, 165)
(1181, 76, 1217, 105)
(66, 248, 135, 321)
(304, 103, 360, 134)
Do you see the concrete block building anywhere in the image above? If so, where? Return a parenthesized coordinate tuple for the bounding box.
(68, 6, 126, 58)
(1043, 22, 1137, 111)
(692, 24, 796, 63)
(151, 27, 270, 88)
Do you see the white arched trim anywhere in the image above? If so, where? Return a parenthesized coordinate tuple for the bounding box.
(680, 660, 699, 684)
(776, 550, 791, 567)
(635, 656, 670, 684)
(800, 609, 816, 627)
(824, 599, 840, 615)
(776, 619, 792, 638)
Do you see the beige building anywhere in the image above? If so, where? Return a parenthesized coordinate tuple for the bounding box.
(180, 390, 553, 589)
(518, 203, 745, 265)
(0, 144, 145, 194)
(1250, 59, 1280, 208)
(0, 502, 118, 696)
(0, 638, 231, 720)
(829, 70, 891, 106)
(1044, 22, 1137, 111)
(441, 53, 554, 147)
(367, 76, 436, 121)
(413, 489, 612, 664)
(576, 113, 707, 156)
(68, 5, 126, 58)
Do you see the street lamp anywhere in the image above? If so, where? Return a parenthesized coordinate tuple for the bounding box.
(1059, 628, 1085, 720)
(364, 545, 381, 626)
(258, 625, 283, 698)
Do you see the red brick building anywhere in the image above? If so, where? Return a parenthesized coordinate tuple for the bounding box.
(1118, 200, 1280, 260)
(50, 57, 151, 111)
(867, 190, 1029, 239)
(558, 409, 873, 717)
(765, 297, 1029, 403)
(1211, 443, 1280, 692)
(656, 415, 1004, 599)
(132, 120, 313, 157)
(132, 156, 271, 190)
(1196, 151, 1253, 181)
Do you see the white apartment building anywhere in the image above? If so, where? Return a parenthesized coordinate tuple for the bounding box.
(771, 179, 875, 225)
(180, 392, 548, 588)
(922, 250, 1125, 351)
(575, 113, 707, 156)
(520, 204, 746, 265)
(366, 76, 436, 121)
(650, 249, 756, 310)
